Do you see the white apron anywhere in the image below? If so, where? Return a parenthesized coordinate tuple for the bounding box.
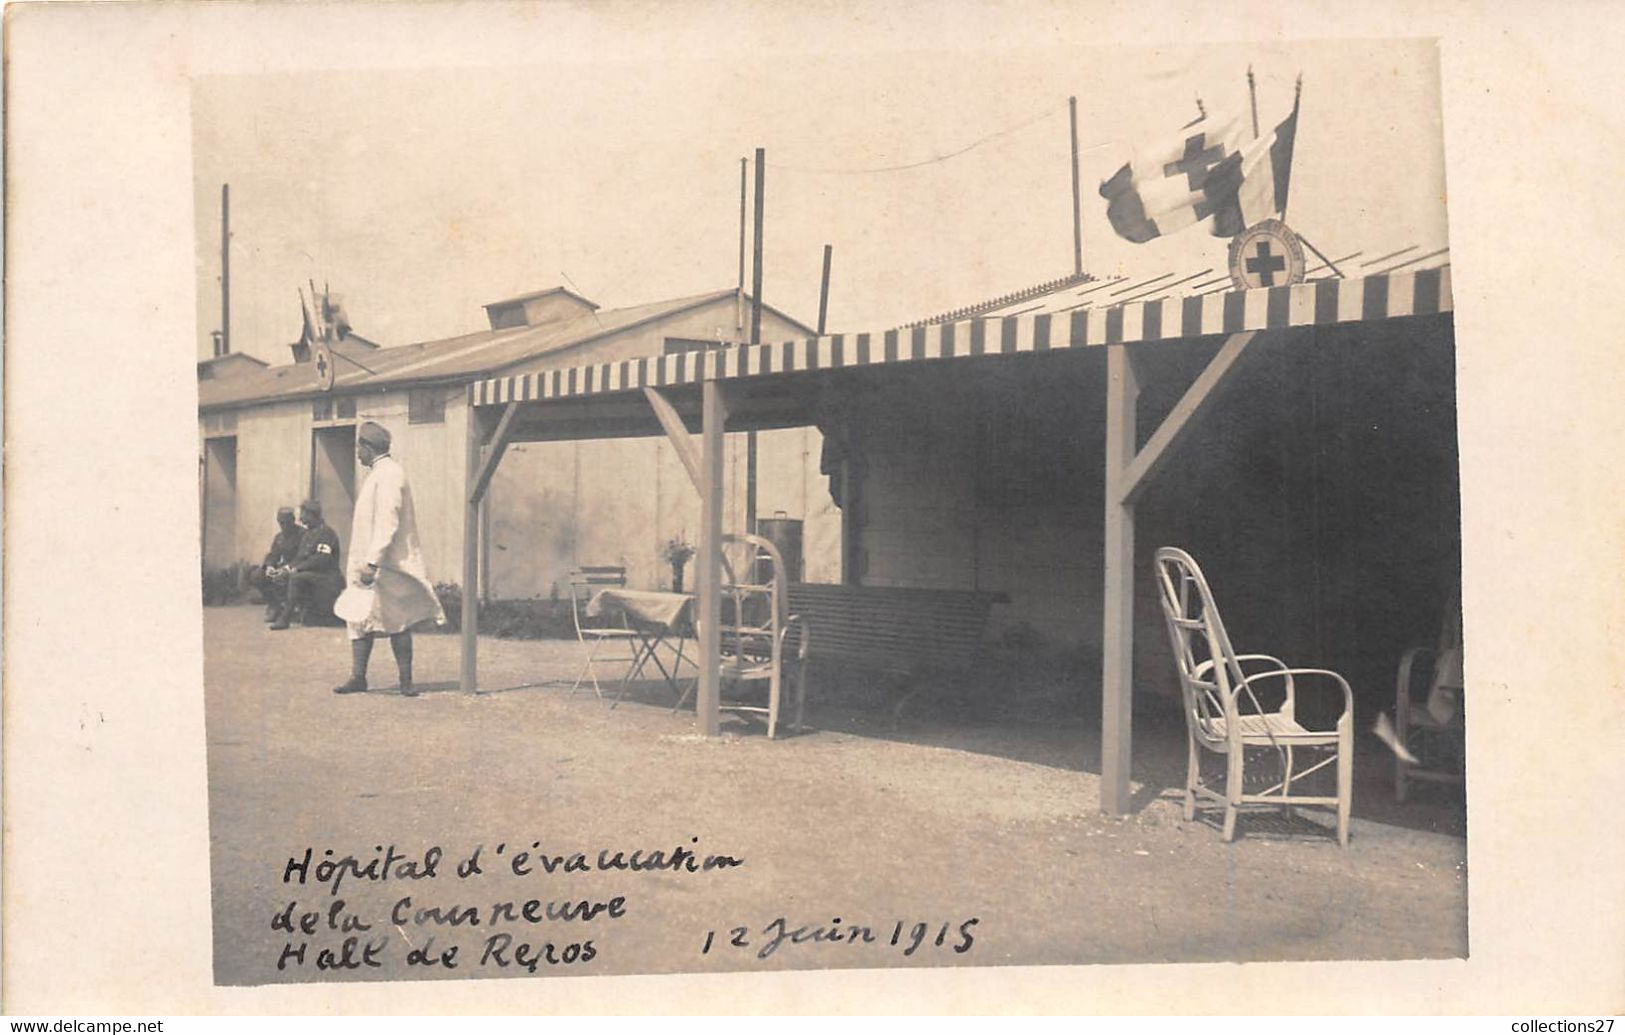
(346, 453, 445, 638)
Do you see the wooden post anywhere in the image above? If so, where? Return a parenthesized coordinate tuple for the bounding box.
(698, 377, 728, 735)
(460, 395, 484, 694)
(817, 244, 833, 334)
(1101, 344, 1139, 815)
(480, 491, 493, 603)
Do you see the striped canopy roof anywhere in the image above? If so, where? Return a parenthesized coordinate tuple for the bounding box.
(470, 267, 1452, 408)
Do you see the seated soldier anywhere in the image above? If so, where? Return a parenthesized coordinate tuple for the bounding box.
(247, 506, 304, 621)
(270, 499, 345, 630)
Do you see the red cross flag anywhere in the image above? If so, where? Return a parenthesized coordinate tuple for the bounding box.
(1101, 88, 1300, 244)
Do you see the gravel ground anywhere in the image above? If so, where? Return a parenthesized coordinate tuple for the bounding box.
(204, 604, 1467, 987)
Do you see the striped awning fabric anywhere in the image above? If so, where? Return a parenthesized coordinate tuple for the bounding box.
(470, 267, 1452, 408)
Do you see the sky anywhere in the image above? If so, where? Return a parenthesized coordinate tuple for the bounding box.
(192, 34, 1448, 365)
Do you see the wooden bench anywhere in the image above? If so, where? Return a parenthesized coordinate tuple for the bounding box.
(783, 583, 1007, 721)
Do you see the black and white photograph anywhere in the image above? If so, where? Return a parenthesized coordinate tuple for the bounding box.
(4, 0, 1623, 1018)
(192, 32, 1461, 985)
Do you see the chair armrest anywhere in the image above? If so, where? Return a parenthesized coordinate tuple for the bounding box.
(1396, 646, 1421, 726)
(1194, 654, 1287, 680)
(1232, 653, 1289, 671)
(1239, 667, 1353, 723)
(1195, 654, 1295, 713)
(1395, 646, 1436, 712)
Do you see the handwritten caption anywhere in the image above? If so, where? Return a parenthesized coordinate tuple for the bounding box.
(271, 839, 981, 975)
(272, 838, 740, 975)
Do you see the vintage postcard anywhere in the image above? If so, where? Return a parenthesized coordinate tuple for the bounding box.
(4, 0, 1623, 1015)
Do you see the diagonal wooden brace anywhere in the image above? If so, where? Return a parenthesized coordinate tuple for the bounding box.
(643, 386, 705, 496)
(468, 401, 519, 505)
(1119, 330, 1259, 506)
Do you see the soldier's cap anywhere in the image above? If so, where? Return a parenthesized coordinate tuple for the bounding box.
(299, 498, 323, 518)
(276, 506, 296, 521)
(358, 421, 391, 450)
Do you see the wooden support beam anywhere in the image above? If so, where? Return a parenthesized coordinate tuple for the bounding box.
(460, 395, 487, 695)
(642, 387, 704, 495)
(1119, 331, 1258, 506)
(696, 378, 729, 736)
(1100, 344, 1139, 816)
(468, 401, 520, 505)
(1100, 331, 1264, 814)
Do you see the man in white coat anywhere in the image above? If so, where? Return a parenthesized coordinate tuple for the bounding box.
(333, 421, 445, 697)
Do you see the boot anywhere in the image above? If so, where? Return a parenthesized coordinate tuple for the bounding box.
(391, 633, 417, 697)
(268, 606, 292, 631)
(333, 637, 373, 694)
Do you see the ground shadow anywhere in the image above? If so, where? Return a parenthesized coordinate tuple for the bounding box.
(606, 662, 1464, 838)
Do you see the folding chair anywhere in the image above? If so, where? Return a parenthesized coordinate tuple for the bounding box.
(1154, 547, 1355, 846)
(567, 566, 642, 699)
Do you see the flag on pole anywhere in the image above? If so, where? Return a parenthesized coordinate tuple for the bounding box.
(1101, 89, 1299, 243)
(299, 288, 320, 349)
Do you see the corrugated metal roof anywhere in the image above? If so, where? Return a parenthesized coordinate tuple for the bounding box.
(198, 288, 793, 411)
(903, 271, 1098, 328)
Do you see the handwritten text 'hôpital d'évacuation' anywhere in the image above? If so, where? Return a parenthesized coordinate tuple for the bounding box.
(283, 838, 743, 896)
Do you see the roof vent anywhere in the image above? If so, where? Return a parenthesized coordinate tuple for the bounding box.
(483, 286, 598, 330)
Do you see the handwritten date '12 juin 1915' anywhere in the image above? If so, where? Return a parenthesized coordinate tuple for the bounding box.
(702, 917, 979, 961)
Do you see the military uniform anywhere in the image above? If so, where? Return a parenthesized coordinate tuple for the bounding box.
(248, 511, 305, 619)
(273, 519, 345, 628)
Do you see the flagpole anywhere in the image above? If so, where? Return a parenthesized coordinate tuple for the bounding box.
(1280, 74, 1341, 278)
(1247, 65, 1260, 139)
(1298, 235, 1345, 279)
(1281, 74, 1302, 223)
(220, 183, 230, 356)
(1180, 97, 1206, 130)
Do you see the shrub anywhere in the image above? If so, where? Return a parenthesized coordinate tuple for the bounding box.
(426, 585, 576, 640)
(433, 582, 463, 632)
(202, 563, 249, 606)
(479, 598, 576, 640)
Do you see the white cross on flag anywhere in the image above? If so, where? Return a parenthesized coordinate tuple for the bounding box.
(1100, 89, 1300, 244)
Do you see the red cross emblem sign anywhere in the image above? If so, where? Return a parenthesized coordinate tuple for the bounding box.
(1228, 218, 1306, 291)
(312, 338, 335, 391)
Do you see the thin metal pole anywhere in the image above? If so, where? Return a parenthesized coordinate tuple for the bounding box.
(1279, 75, 1302, 223)
(220, 183, 230, 355)
(1298, 233, 1344, 279)
(737, 157, 747, 335)
(747, 147, 765, 536)
(751, 148, 764, 345)
(1069, 97, 1082, 276)
(1247, 66, 1260, 139)
(817, 244, 833, 335)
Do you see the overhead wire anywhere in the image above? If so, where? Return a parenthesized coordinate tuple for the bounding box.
(766, 101, 1110, 176)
